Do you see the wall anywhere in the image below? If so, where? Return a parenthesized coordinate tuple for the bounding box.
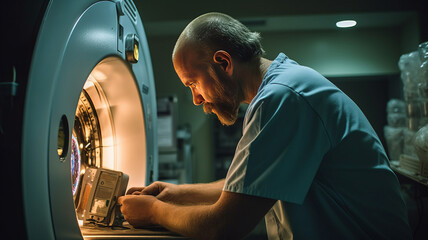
(262, 28, 402, 77)
(146, 22, 421, 183)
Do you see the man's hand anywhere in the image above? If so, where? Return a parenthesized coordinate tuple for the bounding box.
(117, 194, 158, 228)
(126, 181, 182, 204)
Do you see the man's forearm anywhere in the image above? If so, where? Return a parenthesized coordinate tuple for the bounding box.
(174, 179, 224, 205)
(151, 200, 216, 239)
(149, 189, 274, 240)
(151, 190, 237, 240)
(119, 187, 275, 240)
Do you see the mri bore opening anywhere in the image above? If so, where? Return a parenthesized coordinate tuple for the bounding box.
(71, 57, 148, 228)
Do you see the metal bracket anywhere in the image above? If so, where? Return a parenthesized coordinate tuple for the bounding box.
(0, 66, 18, 97)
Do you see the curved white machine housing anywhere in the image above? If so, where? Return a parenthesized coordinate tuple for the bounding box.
(21, 0, 158, 239)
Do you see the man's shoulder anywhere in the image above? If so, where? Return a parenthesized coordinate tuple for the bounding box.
(265, 62, 328, 91)
(253, 81, 299, 109)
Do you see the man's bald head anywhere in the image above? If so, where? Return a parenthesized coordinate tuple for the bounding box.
(172, 12, 264, 63)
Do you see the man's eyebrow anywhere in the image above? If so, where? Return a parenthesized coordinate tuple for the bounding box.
(183, 80, 195, 87)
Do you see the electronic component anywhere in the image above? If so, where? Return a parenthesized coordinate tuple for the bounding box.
(75, 168, 128, 227)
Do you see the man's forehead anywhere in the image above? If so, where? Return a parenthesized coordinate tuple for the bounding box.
(174, 56, 198, 86)
(174, 42, 195, 65)
(175, 49, 207, 75)
(179, 67, 197, 80)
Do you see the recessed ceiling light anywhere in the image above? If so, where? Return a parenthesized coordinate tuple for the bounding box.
(336, 20, 357, 28)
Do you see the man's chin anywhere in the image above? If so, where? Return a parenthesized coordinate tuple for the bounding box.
(203, 103, 238, 126)
(214, 110, 238, 126)
(217, 116, 236, 126)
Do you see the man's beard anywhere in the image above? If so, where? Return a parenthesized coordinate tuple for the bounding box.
(203, 65, 240, 126)
(203, 100, 238, 126)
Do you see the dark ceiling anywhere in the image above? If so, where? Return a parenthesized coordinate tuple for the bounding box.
(135, 0, 423, 22)
(134, 0, 426, 40)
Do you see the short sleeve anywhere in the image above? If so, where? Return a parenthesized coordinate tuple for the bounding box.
(223, 84, 331, 204)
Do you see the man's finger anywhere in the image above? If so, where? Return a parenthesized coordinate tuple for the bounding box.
(140, 183, 159, 195)
(126, 187, 145, 195)
(117, 196, 124, 205)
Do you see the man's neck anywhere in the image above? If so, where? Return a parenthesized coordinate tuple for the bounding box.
(239, 57, 272, 104)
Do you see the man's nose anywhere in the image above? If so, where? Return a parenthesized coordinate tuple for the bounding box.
(191, 88, 205, 106)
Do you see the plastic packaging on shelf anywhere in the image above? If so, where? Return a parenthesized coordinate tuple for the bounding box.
(399, 51, 422, 102)
(384, 126, 404, 160)
(384, 99, 407, 160)
(403, 128, 417, 157)
(417, 42, 428, 125)
(399, 51, 424, 131)
(418, 41, 428, 85)
(390, 42, 428, 176)
(386, 99, 407, 128)
(413, 124, 428, 177)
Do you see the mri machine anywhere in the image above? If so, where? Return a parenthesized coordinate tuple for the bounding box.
(1, 0, 185, 239)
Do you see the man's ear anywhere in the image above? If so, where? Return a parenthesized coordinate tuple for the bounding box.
(213, 50, 233, 75)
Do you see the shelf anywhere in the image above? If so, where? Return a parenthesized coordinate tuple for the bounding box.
(390, 161, 428, 187)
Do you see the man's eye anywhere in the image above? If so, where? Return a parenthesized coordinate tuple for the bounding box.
(189, 83, 197, 88)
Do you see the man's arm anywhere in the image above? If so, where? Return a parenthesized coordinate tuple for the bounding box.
(127, 179, 225, 205)
(119, 190, 276, 240)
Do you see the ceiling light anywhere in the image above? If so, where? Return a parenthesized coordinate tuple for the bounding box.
(336, 20, 357, 28)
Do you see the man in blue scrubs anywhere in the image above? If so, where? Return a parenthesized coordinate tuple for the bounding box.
(119, 12, 412, 239)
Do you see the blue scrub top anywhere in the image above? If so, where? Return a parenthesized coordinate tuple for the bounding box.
(223, 53, 412, 239)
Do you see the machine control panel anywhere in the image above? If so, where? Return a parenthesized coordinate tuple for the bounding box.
(75, 167, 128, 227)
